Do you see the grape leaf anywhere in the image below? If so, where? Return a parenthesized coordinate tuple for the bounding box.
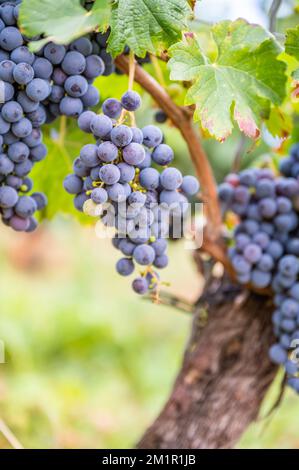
(19, 0, 111, 51)
(285, 25, 299, 60)
(293, 69, 299, 81)
(108, 0, 192, 58)
(168, 20, 287, 141)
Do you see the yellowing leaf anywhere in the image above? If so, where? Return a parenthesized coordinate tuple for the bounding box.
(168, 20, 287, 141)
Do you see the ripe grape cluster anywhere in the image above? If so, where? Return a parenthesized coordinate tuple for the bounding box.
(63, 90, 199, 295)
(219, 151, 299, 393)
(0, 0, 111, 232)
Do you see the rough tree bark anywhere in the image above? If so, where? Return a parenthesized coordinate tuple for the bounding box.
(138, 278, 278, 449)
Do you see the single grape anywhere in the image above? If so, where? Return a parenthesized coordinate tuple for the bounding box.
(2, 101, 23, 122)
(70, 37, 93, 56)
(63, 174, 83, 194)
(90, 114, 113, 138)
(9, 215, 29, 232)
(99, 164, 120, 185)
(59, 96, 83, 117)
(32, 57, 53, 79)
(121, 91, 141, 111)
(152, 143, 174, 166)
(142, 125, 163, 148)
(132, 277, 149, 295)
(44, 42, 66, 64)
(31, 192, 48, 210)
(78, 110, 96, 133)
(116, 258, 135, 276)
(91, 187, 108, 204)
(97, 141, 118, 163)
(15, 196, 37, 217)
(123, 143, 145, 165)
(140, 167, 160, 190)
(11, 118, 32, 138)
(118, 162, 135, 183)
(84, 54, 105, 79)
(81, 85, 100, 107)
(160, 167, 183, 191)
(0, 185, 18, 208)
(64, 74, 88, 98)
(80, 144, 99, 168)
(30, 143, 47, 162)
(11, 45, 34, 65)
(8, 141, 30, 162)
(111, 125, 133, 148)
(61, 51, 86, 75)
(0, 154, 14, 175)
(102, 98, 122, 119)
(0, 26, 23, 51)
(26, 78, 50, 102)
(133, 244, 155, 265)
(251, 269, 271, 289)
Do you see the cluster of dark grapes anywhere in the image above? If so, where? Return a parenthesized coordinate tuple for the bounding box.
(0, 0, 48, 231)
(0, 0, 112, 232)
(63, 90, 199, 295)
(218, 148, 299, 393)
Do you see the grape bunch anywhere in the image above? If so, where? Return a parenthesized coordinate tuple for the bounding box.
(0, 0, 50, 231)
(63, 90, 199, 295)
(0, 0, 112, 232)
(219, 157, 299, 393)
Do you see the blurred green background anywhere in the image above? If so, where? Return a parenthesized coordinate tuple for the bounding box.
(0, 218, 298, 449)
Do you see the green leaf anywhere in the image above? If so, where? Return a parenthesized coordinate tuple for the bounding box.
(293, 68, 299, 80)
(285, 25, 299, 60)
(168, 20, 287, 141)
(108, 0, 191, 58)
(19, 0, 111, 51)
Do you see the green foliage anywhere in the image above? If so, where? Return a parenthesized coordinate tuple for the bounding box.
(285, 25, 299, 80)
(108, 0, 191, 57)
(286, 25, 299, 61)
(168, 20, 287, 141)
(20, 0, 111, 50)
(20, 0, 191, 56)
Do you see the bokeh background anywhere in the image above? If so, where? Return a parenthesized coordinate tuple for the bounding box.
(0, 0, 299, 449)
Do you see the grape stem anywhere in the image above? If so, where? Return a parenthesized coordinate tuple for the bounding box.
(232, 134, 247, 173)
(150, 54, 167, 88)
(268, 0, 282, 33)
(128, 50, 136, 91)
(115, 54, 225, 257)
(59, 115, 67, 147)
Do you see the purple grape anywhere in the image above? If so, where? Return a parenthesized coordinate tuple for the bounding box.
(121, 91, 141, 111)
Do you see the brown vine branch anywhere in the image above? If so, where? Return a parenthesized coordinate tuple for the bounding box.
(115, 55, 224, 246)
